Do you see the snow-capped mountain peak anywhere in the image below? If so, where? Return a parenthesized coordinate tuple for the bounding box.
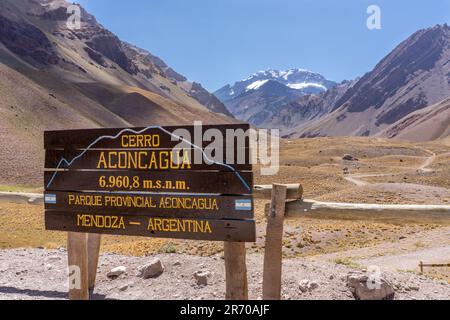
(215, 68, 336, 102)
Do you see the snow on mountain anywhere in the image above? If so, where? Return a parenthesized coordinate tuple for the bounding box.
(215, 68, 337, 103)
(214, 68, 337, 127)
(246, 79, 270, 91)
(287, 83, 327, 90)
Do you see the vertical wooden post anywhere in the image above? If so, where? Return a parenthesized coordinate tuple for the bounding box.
(224, 242, 248, 300)
(263, 184, 287, 300)
(419, 261, 424, 274)
(87, 234, 102, 292)
(67, 232, 89, 300)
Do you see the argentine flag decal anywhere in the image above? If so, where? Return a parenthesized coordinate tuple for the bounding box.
(235, 199, 252, 211)
(45, 194, 57, 204)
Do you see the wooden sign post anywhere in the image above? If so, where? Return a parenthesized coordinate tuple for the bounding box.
(259, 184, 303, 301)
(262, 184, 287, 300)
(224, 242, 248, 300)
(44, 124, 255, 300)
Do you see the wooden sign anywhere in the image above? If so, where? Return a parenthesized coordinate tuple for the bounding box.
(44, 171, 253, 194)
(44, 124, 255, 242)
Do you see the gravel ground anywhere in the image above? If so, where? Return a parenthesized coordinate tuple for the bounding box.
(0, 248, 448, 300)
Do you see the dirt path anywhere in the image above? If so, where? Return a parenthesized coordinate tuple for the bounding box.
(314, 226, 450, 273)
(344, 149, 443, 188)
(418, 150, 437, 173)
(358, 246, 450, 271)
(0, 192, 42, 204)
(344, 173, 390, 187)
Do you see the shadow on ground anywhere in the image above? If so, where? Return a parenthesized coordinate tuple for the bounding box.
(0, 286, 110, 300)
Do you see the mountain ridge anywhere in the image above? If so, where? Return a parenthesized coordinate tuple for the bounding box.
(291, 24, 450, 139)
(218, 24, 450, 141)
(215, 68, 337, 102)
(215, 68, 337, 127)
(0, 0, 236, 185)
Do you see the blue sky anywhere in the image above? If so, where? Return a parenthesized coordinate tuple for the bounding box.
(78, 0, 450, 91)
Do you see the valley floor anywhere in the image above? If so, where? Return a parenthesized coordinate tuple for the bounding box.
(0, 249, 448, 300)
(0, 137, 449, 299)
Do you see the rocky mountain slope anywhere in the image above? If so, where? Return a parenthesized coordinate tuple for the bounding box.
(290, 24, 450, 139)
(378, 97, 450, 141)
(219, 25, 449, 141)
(263, 79, 358, 130)
(0, 0, 234, 185)
(214, 68, 337, 127)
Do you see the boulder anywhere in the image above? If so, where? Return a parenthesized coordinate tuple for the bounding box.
(107, 266, 127, 279)
(346, 271, 395, 300)
(137, 258, 164, 279)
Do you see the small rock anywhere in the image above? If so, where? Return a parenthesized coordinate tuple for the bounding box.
(346, 271, 395, 300)
(119, 284, 129, 292)
(194, 270, 211, 286)
(299, 280, 309, 293)
(399, 236, 407, 240)
(138, 258, 165, 279)
(309, 281, 319, 290)
(343, 154, 359, 161)
(173, 261, 182, 267)
(299, 279, 319, 292)
(46, 256, 61, 263)
(107, 266, 127, 279)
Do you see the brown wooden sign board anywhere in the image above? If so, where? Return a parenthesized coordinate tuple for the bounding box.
(45, 192, 254, 219)
(45, 170, 253, 195)
(44, 124, 255, 243)
(45, 212, 256, 242)
(45, 149, 251, 171)
(44, 124, 251, 150)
